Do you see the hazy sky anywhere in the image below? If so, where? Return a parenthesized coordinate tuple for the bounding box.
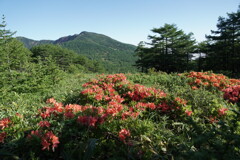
(1, 0, 239, 45)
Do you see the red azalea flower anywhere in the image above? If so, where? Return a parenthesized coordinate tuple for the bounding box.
(209, 116, 218, 123)
(46, 98, 57, 104)
(118, 129, 130, 142)
(41, 131, 59, 152)
(27, 130, 41, 139)
(218, 108, 228, 116)
(41, 138, 51, 151)
(191, 86, 198, 90)
(0, 118, 11, 130)
(38, 121, 51, 128)
(95, 94, 103, 101)
(64, 112, 75, 119)
(146, 103, 156, 110)
(185, 110, 193, 116)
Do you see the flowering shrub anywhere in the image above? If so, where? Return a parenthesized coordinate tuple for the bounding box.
(223, 85, 240, 103)
(118, 128, 131, 142)
(182, 72, 240, 105)
(0, 118, 11, 143)
(0, 73, 239, 159)
(183, 71, 240, 90)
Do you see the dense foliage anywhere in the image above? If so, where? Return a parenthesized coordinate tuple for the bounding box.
(1, 72, 240, 159)
(202, 6, 240, 77)
(18, 31, 138, 73)
(135, 6, 240, 77)
(30, 44, 105, 73)
(135, 24, 196, 73)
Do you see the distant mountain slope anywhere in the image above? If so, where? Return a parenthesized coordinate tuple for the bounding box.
(17, 37, 54, 49)
(17, 32, 137, 73)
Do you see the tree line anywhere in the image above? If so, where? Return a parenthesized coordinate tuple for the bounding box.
(0, 15, 105, 95)
(135, 6, 240, 77)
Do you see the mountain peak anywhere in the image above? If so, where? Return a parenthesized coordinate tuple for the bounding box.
(54, 34, 79, 44)
(17, 32, 137, 72)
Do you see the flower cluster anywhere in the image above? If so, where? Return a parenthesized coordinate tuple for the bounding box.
(0, 118, 11, 130)
(81, 73, 191, 120)
(126, 84, 167, 101)
(28, 130, 59, 151)
(0, 118, 11, 143)
(38, 121, 51, 128)
(41, 131, 59, 151)
(184, 71, 240, 90)
(182, 72, 240, 105)
(223, 85, 240, 103)
(118, 129, 131, 142)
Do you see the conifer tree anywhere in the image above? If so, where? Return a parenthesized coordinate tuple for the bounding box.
(135, 24, 196, 73)
(0, 15, 31, 72)
(205, 6, 240, 76)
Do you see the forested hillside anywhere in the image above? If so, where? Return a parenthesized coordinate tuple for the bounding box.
(18, 31, 137, 73)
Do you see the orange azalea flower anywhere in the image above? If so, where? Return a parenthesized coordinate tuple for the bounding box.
(0, 118, 11, 130)
(146, 103, 156, 110)
(185, 110, 193, 116)
(38, 121, 51, 128)
(27, 130, 41, 139)
(191, 86, 198, 90)
(175, 97, 187, 105)
(209, 116, 218, 123)
(41, 131, 60, 152)
(46, 98, 56, 104)
(95, 94, 103, 101)
(213, 83, 220, 88)
(203, 82, 209, 86)
(119, 129, 130, 142)
(194, 79, 202, 84)
(218, 108, 228, 116)
(41, 138, 51, 151)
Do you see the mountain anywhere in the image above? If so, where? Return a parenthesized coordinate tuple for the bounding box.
(17, 32, 137, 73)
(17, 37, 54, 49)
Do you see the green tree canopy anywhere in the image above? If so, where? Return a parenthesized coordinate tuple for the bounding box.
(0, 15, 31, 72)
(30, 44, 105, 73)
(135, 24, 196, 73)
(205, 6, 240, 76)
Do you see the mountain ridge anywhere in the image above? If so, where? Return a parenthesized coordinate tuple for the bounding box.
(17, 31, 137, 73)
(17, 31, 136, 49)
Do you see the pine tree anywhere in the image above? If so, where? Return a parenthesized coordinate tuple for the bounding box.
(135, 24, 196, 73)
(0, 15, 31, 72)
(0, 15, 15, 44)
(205, 6, 240, 76)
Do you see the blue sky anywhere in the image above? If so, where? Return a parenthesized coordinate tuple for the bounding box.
(1, 0, 239, 45)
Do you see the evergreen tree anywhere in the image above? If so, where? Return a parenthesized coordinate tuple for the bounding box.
(0, 15, 15, 44)
(205, 6, 240, 76)
(135, 24, 196, 73)
(0, 15, 31, 72)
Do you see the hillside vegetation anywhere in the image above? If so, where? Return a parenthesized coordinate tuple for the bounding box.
(1, 72, 240, 159)
(18, 31, 137, 73)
